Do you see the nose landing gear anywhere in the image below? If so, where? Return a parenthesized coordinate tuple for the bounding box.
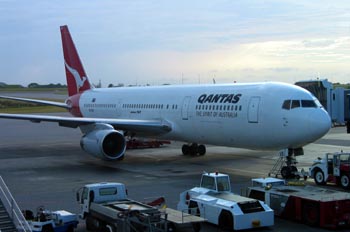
(269, 148, 306, 179)
(182, 143, 206, 156)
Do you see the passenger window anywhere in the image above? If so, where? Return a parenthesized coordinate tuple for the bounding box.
(282, 100, 291, 110)
(291, 100, 300, 109)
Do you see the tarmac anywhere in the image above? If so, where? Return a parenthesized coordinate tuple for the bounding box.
(0, 113, 349, 231)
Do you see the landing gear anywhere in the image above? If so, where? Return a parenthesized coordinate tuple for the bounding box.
(182, 143, 206, 156)
(269, 148, 306, 179)
(280, 148, 303, 179)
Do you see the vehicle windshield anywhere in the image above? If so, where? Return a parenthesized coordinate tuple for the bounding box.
(201, 176, 216, 190)
(216, 176, 230, 191)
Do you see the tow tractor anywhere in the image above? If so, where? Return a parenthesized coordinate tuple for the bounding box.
(76, 182, 205, 232)
(309, 151, 350, 189)
(177, 172, 274, 231)
(23, 206, 79, 232)
(247, 177, 350, 229)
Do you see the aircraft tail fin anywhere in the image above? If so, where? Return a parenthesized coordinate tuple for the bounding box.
(60, 25, 93, 97)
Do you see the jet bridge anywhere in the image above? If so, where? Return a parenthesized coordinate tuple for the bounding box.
(295, 79, 350, 129)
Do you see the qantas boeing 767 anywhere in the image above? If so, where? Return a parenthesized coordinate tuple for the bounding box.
(0, 25, 331, 162)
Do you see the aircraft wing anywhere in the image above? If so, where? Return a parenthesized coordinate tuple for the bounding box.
(0, 113, 172, 135)
(0, 96, 69, 109)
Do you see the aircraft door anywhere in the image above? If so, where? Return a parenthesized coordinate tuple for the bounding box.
(182, 96, 191, 120)
(117, 99, 123, 117)
(248, 96, 260, 123)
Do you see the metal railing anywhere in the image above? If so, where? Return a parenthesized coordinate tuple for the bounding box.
(0, 176, 31, 232)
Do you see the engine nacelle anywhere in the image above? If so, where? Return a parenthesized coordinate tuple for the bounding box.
(80, 127, 126, 161)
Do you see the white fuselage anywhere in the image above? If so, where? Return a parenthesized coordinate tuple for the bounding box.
(74, 82, 331, 150)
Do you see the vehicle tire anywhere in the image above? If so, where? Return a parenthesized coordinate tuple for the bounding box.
(188, 201, 200, 216)
(314, 169, 326, 185)
(42, 224, 54, 232)
(110, 224, 118, 232)
(167, 222, 177, 232)
(198, 144, 206, 156)
(67, 225, 74, 232)
(218, 210, 233, 231)
(340, 173, 350, 189)
(85, 214, 96, 231)
(192, 222, 201, 232)
(302, 202, 319, 226)
(99, 222, 109, 232)
(182, 144, 190, 155)
(281, 166, 290, 179)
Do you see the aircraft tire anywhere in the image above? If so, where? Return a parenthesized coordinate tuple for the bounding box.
(190, 143, 198, 156)
(198, 145, 206, 156)
(281, 166, 291, 179)
(182, 144, 190, 155)
(290, 166, 298, 179)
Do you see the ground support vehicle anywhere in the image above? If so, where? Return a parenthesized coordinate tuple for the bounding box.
(126, 138, 170, 149)
(247, 177, 350, 229)
(77, 182, 205, 232)
(23, 207, 78, 232)
(309, 152, 350, 189)
(177, 172, 274, 231)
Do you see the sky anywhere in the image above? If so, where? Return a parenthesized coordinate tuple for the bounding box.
(1, 1, 350, 87)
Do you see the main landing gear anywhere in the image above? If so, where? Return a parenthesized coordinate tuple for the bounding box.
(182, 143, 206, 156)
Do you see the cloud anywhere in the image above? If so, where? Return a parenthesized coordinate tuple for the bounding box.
(2, 1, 350, 86)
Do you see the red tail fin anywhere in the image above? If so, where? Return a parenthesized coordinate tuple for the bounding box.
(60, 25, 92, 96)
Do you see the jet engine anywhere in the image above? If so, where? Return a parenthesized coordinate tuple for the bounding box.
(80, 125, 126, 161)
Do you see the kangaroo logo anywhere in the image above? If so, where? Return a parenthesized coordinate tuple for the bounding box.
(65, 61, 87, 93)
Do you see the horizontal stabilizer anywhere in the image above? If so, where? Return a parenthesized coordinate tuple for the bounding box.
(0, 96, 69, 109)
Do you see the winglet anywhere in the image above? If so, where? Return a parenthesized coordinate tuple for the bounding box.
(60, 25, 93, 96)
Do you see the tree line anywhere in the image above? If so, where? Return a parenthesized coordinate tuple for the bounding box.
(0, 82, 67, 89)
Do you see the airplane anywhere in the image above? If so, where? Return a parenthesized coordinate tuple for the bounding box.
(0, 25, 331, 162)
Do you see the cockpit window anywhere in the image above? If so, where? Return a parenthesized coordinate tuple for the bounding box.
(301, 100, 317, 108)
(291, 100, 300, 109)
(282, 99, 320, 110)
(282, 100, 291, 110)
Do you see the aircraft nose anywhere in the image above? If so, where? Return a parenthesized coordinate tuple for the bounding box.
(307, 110, 331, 140)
